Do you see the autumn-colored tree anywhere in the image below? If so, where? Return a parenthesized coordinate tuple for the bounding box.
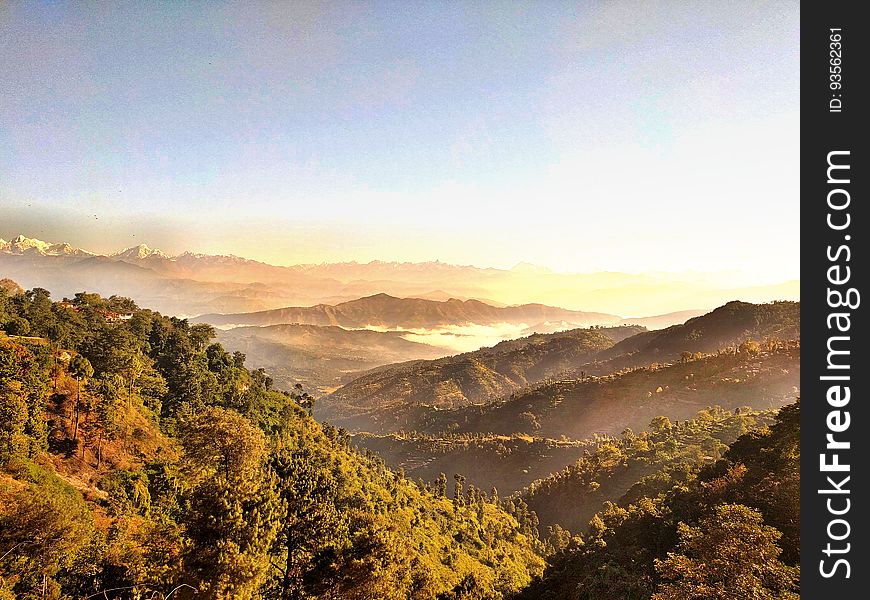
(739, 339, 762, 356)
(0, 483, 95, 597)
(653, 503, 798, 600)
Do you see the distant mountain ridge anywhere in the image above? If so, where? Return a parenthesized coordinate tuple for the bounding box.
(1, 234, 800, 317)
(193, 293, 622, 329)
(111, 243, 170, 260)
(620, 309, 707, 329)
(422, 343, 800, 441)
(215, 322, 449, 392)
(594, 300, 800, 370)
(0, 234, 95, 256)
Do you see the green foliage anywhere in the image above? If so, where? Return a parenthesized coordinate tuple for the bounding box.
(653, 504, 798, 600)
(0, 381, 28, 462)
(4, 316, 30, 336)
(98, 469, 152, 515)
(180, 407, 277, 599)
(0, 339, 51, 456)
(94, 374, 123, 436)
(179, 406, 267, 484)
(0, 461, 96, 597)
(520, 407, 768, 533)
(518, 400, 801, 600)
(265, 444, 345, 598)
(0, 288, 800, 599)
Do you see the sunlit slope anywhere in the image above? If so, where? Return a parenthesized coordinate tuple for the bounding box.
(318, 327, 642, 432)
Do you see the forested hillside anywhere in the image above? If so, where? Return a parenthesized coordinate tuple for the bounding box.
(323, 302, 799, 436)
(418, 342, 799, 439)
(353, 432, 593, 497)
(0, 286, 545, 599)
(517, 400, 800, 599)
(519, 407, 776, 533)
(327, 302, 798, 503)
(0, 285, 802, 599)
(319, 326, 642, 432)
(593, 300, 799, 370)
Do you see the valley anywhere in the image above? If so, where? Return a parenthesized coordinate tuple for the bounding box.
(0, 274, 801, 599)
(214, 322, 448, 392)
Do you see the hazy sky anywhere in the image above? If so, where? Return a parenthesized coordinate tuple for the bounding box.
(1, 1, 799, 282)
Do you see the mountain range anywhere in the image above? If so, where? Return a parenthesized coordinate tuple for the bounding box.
(194, 293, 622, 329)
(1, 234, 799, 317)
(419, 341, 799, 440)
(319, 301, 799, 434)
(342, 301, 800, 499)
(592, 300, 800, 370)
(2, 265, 802, 598)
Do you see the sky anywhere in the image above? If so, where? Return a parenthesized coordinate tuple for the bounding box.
(1, 1, 800, 283)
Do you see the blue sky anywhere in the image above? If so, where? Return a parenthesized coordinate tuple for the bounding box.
(1, 1, 799, 281)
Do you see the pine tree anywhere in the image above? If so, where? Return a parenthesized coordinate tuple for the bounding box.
(453, 474, 465, 511)
(436, 473, 448, 498)
(68, 355, 93, 442)
(266, 445, 346, 599)
(179, 407, 278, 599)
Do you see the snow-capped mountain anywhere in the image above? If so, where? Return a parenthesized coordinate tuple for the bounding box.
(0, 234, 799, 319)
(111, 244, 170, 260)
(0, 235, 94, 256)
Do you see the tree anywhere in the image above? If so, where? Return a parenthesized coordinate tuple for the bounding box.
(437, 573, 493, 599)
(739, 340, 761, 356)
(68, 355, 93, 442)
(24, 288, 55, 336)
(292, 383, 316, 414)
(189, 323, 216, 351)
(650, 415, 672, 433)
(453, 474, 466, 510)
(94, 375, 123, 466)
(152, 324, 219, 419)
(1, 340, 50, 456)
(266, 446, 346, 598)
(0, 484, 95, 597)
(0, 381, 28, 463)
(436, 473, 448, 498)
(4, 316, 30, 336)
(179, 407, 277, 599)
(82, 325, 138, 378)
(653, 503, 798, 600)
